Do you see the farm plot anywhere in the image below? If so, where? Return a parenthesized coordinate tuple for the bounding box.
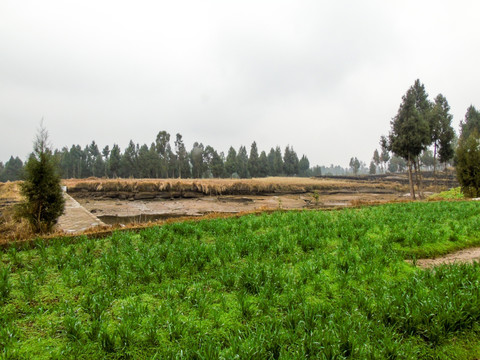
(1, 201, 480, 359)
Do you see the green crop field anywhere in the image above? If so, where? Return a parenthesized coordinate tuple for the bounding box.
(1, 201, 480, 359)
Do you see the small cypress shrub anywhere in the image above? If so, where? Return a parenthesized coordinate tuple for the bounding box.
(16, 123, 65, 233)
(456, 129, 480, 197)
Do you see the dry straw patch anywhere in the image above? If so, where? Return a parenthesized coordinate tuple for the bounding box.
(0, 181, 21, 201)
(0, 207, 35, 243)
(0, 182, 33, 241)
(64, 177, 405, 195)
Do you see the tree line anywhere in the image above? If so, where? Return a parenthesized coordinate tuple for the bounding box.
(381, 80, 456, 198)
(0, 132, 320, 180)
(379, 79, 480, 198)
(4, 81, 479, 187)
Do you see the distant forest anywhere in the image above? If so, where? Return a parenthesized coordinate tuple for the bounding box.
(1, 131, 353, 181)
(1, 126, 453, 183)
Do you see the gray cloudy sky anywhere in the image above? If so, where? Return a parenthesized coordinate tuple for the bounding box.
(1, 1, 480, 168)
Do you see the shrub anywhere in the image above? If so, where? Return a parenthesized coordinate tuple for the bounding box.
(456, 130, 480, 197)
(16, 123, 65, 233)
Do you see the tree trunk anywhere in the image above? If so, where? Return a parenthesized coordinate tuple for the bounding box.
(433, 141, 437, 190)
(408, 157, 416, 200)
(413, 158, 423, 199)
(413, 160, 419, 194)
(416, 158, 424, 199)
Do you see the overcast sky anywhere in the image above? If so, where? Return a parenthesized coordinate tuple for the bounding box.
(1, 1, 480, 168)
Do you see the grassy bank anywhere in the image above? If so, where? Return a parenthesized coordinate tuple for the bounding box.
(1, 201, 480, 358)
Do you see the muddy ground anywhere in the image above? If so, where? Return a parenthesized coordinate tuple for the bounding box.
(64, 175, 418, 225)
(78, 190, 403, 225)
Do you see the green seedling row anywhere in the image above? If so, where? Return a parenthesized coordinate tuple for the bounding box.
(1, 201, 480, 359)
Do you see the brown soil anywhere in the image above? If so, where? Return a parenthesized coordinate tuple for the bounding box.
(55, 177, 409, 228)
(411, 247, 480, 269)
(0, 182, 21, 209)
(78, 190, 402, 226)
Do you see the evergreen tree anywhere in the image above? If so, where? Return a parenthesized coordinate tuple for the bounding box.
(369, 161, 376, 175)
(412, 79, 432, 121)
(102, 146, 110, 177)
(68, 145, 83, 179)
(0, 156, 24, 181)
(388, 160, 397, 173)
(211, 151, 225, 178)
(225, 147, 238, 177)
(386, 81, 431, 199)
(273, 146, 284, 176)
(237, 146, 249, 178)
(378, 137, 391, 174)
(120, 141, 138, 178)
(137, 144, 152, 178)
(174, 134, 190, 178)
(219, 152, 227, 177)
(149, 143, 161, 178)
(203, 145, 215, 178)
(373, 149, 380, 172)
(311, 165, 322, 176)
(166, 145, 176, 178)
(56, 147, 69, 178)
(438, 131, 455, 168)
(82, 144, 92, 177)
(298, 155, 310, 177)
(93, 156, 104, 178)
(420, 149, 434, 170)
(430, 94, 455, 174)
(283, 146, 299, 176)
(248, 142, 259, 178)
(102, 145, 110, 160)
(456, 129, 480, 197)
(388, 155, 407, 173)
(155, 131, 171, 178)
(204, 145, 224, 178)
(190, 142, 205, 178)
(79, 145, 90, 178)
(258, 151, 269, 177)
(460, 105, 480, 142)
(16, 123, 65, 233)
(3, 128, 332, 181)
(87, 141, 103, 177)
(349, 157, 361, 175)
(109, 144, 121, 178)
(267, 148, 276, 176)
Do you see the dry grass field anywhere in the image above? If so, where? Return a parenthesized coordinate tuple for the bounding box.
(64, 176, 406, 197)
(0, 182, 35, 242)
(0, 181, 21, 202)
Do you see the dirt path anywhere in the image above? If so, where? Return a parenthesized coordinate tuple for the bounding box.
(412, 247, 480, 268)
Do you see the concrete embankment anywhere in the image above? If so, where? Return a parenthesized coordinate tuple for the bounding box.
(57, 193, 106, 233)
